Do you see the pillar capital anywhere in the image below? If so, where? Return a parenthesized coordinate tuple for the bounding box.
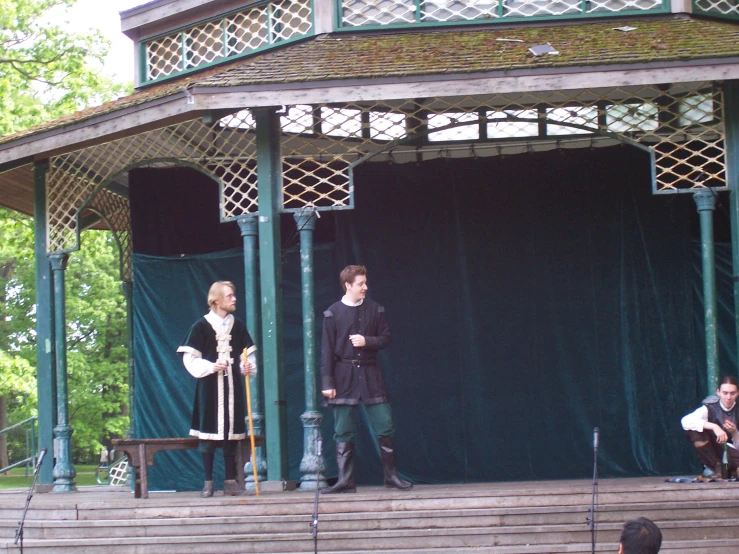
(237, 214, 259, 237)
(694, 189, 717, 212)
(294, 209, 318, 233)
(48, 252, 69, 271)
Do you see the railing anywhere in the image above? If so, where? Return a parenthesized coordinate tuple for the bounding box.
(142, 0, 314, 84)
(692, 0, 739, 20)
(95, 456, 130, 486)
(0, 416, 38, 477)
(336, 0, 668, 28)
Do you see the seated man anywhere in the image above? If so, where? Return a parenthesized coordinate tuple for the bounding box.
(618, 517, 661, 554)
(681, 375, 739, 478)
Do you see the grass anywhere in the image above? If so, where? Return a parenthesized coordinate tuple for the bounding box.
(0, 464, 102, 489)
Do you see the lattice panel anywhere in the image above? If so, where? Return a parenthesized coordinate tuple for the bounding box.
(342, 0, 416, 26)
(271, 0, 313, 41)
(85, 190, 133, 282)
(145, 0, 313, 81)
(47, 111, 258, 254)
(185, 20, 225, 69)
(226, 5, 269, 55)
(340, 0, 662, 25)
(146, 32, 183, 81)
(694, 0, 739, 17)
(278, 82, 725, 210)
(585, 0, 662, 13)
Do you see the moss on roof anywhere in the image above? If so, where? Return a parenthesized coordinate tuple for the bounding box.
(198, 16, 739, 86)
(2, 15, 738, 148)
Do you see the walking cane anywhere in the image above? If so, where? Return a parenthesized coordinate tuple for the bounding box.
(243, 346, 259, 495)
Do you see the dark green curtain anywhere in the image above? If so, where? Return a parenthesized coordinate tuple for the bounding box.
(131, 147, 722, 491)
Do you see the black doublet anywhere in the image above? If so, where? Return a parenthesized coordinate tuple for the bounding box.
(320, 299, 391, 406)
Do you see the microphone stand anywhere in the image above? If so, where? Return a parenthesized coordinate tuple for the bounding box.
(586, 428, 599, 554)
(310, 439, 322, 554)
(15, 448, 47, 553)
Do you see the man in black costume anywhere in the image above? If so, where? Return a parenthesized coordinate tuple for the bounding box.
(178, 281, 256, 497)
(320, 265, 412, 493)
(681, 375, 739, 479)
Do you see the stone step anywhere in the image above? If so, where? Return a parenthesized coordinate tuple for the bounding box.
(1, 483, 729, 522)
(3, 519, 738, 552)
(2, 501, 738, 540)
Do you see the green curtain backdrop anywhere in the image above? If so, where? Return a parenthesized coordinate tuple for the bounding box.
(131, 147, 727, 491)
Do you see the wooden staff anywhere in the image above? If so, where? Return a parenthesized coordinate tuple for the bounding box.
(243, 346, 259, 495)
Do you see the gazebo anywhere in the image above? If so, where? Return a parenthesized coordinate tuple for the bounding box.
(1, 0, 738, 492)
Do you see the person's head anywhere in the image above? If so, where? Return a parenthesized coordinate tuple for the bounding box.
(208, 281, 237, 315)
(340, 265, 368, 303)
(717, 376, 739, 410)
(618, 517, 662, 554)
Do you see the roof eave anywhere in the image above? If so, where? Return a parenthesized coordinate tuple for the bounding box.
(2, 56, 739, 167)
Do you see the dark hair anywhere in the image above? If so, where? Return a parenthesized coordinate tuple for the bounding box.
(719, 375, 739, 388)
(340, 265, 367, 291)
(620, 517, 662, 554)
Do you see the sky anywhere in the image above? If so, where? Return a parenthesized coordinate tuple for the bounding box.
(62, 0, 151, 84)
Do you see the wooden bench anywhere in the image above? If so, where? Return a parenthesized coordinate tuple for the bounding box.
(112, 436, 264, 499)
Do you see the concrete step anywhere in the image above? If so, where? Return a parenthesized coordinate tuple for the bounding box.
(1, 479, 737, 553)
(4, 519, 739, 552)
(2, 502, 739, 540)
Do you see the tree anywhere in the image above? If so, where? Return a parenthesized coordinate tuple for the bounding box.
(0, 0, 132, 466)
(0, 0, 128, 135)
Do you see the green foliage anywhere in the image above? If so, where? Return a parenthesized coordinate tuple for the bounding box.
(66, 231, 129, 461)
(0, 208, 130, 464)
(0, 0, 129, 135)
(0, 0, 132, 466)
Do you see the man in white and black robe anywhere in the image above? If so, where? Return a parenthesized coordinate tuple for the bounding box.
(178, 280, 256, 497)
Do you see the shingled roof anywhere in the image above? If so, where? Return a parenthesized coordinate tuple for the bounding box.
(1, 15, 738, 149)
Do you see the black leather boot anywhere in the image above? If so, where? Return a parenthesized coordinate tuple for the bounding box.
(378, 436, 413, 490)
(321, 441, 356, 494)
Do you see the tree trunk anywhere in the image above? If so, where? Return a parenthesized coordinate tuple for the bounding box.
(0, 395, 8, 469)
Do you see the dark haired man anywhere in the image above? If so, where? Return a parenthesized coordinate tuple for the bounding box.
(618, 517, 662, 554)
(681, 375, 739, 478)
(320, 265, 412, 493)
(177, 281, 256, 497)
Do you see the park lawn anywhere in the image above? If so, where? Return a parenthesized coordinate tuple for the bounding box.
(0, 464, 100, 489)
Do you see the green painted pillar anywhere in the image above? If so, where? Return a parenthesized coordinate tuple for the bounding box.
(295, 210, 326, 490)
(725, 81, 739, 379)
(33, 161, 56, 486)
(237, 215, 267, 487)
(121, 281, 135, 438)
(253, 107, 288, 481)
(694, 190, 719, 394)
(48, 252, 76, 493)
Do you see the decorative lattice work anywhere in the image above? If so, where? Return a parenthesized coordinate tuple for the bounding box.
(145, 0, 313, 81)
(694, 0, 739, 18)
(278, 82, 725, 210)
(340, 0, 662, 26)
(47, 111, 258, 258)
(85, 190, 133, 281)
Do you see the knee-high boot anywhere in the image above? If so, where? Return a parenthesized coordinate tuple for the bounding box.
(378, 436, 412, 490)
(321, 441, 356, 494)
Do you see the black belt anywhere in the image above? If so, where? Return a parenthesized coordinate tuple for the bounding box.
(339, 358, 375, 366)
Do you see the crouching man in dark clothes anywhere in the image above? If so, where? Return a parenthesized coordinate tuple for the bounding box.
(320, 265, 412, 494)
(177, 281, 256, 497)
(681, 375, 739, 478)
